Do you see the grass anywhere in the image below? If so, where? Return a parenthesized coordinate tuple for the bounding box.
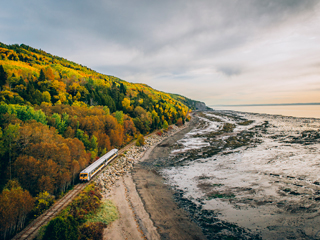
(85, 199, 119, 225)
(222, 123, 236, 132)
(207, 192, 235, 200)
(238, 120, 254, 126)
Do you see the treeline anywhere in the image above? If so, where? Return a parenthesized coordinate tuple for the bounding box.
(0, 101, 184, 197)
(0, 42, 193, 239)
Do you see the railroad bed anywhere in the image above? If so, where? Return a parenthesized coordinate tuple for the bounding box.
(11, 124, 186, 240)
(12, 184, 86, 240)
(11, 142, 135, 240)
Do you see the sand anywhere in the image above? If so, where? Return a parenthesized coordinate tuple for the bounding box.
(103, 116, 206, 240)
(103, 172, 160, 240)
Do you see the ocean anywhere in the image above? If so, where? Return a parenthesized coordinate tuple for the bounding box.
(210, 104, 320, 119)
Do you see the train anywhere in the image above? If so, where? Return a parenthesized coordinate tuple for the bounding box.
(79, 149, 118, 182)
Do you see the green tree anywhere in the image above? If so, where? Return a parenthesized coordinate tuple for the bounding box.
(32, 191, 55, 217)
(76, 129, 90, 150)
(38, 69, 45, 82)
(0, 65, 7, 89)
(90, 135, 98, 152)
(0, 127, 4, 157)
(114, 111, 124, 125)
(3, 124, 20, 180)
(42, 91, 51, 103)
(103, 106, 110, 115)
(51, 113, 66, 134)
(33, 109, 47, 125)
(136, 134, 145, 146)
(162, 120, 169, 130)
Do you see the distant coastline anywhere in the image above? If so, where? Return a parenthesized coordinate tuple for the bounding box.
(209, 103, 320, 118)
(210, 102, 320, 107)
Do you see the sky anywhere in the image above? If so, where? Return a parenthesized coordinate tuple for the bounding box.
(1, 0, 320, 105)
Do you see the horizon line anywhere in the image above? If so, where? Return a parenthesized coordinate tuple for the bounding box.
(210, 102, 320, 107)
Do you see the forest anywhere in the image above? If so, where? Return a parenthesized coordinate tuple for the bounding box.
(0, 42, 197, 239)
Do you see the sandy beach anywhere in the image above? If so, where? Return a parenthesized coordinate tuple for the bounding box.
(103, 116, 205, 240)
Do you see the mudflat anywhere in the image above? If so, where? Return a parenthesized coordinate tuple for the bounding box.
(132, 116, 206, 240)
(132, 167, 206, 240)
(104, 116, 206, 240)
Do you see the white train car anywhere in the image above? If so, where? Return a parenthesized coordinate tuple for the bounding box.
(79, 149, 118, 182)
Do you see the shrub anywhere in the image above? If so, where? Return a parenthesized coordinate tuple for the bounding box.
(31, 191, 55, 218)
(222, 123, 235, 132)
(79, 222, 106, 240)
(238, 120, 254, 126)
(69, 184, 102, 223)
(162, 120, 168, 130)
(85, 200, 118, 225)
(176, 118, 183, 127)
(136, 134, 145, 146)
(39, 184, 110, 240)
(43, 215, 78, 240)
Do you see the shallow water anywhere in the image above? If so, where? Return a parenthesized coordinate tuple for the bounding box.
(211, 105, 320, 119)
(161, 111, 320, 239)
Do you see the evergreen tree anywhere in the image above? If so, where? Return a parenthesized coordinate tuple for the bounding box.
(0, 65, 7, 88)
(38, 69, 45, 82)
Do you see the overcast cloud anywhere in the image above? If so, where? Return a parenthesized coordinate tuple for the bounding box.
(1, 0, 320, 105)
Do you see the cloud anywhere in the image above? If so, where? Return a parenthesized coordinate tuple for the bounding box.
(217, 66, 242, 77)
(0, 0, 320, 105)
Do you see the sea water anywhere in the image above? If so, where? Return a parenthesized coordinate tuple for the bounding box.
(210, 104, 320, 119)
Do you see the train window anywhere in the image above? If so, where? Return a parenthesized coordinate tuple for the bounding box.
(80, 173, 88, 177)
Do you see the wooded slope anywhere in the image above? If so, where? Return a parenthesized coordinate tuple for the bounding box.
(0, 42, 201, 238)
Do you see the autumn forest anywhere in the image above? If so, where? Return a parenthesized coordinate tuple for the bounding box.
(0, 42, 200, 238)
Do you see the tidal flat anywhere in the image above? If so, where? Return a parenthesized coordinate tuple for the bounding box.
(150, 111, 320, 239)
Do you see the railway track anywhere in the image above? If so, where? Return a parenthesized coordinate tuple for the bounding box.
(12, 128, 177, 239)
(12, 184, 87, 240)
(12, 141, 135, 240)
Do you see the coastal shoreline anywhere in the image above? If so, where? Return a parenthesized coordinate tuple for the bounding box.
(102, 109, 320, 239)
(102, 115, 204, 240)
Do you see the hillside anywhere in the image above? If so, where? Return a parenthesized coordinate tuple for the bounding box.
(0, 42, 200, 109)
(0, 42, 203, 238)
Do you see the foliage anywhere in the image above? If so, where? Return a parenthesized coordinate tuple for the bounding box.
(31, 191, 55, 218)
(69, 184, 102, 223)
(42, 215, 78, 240)
(0, 180, 34, 239)
(0, 104, 47, 125)
(0, 41, 198, 238)
(222, 123, 235, 133)
(162, 120, 169, 130)
(136, 134, 145, 146)
(0, 65, 7, 89)
(40, 184, 115, 240)
(79, 222, 106, 240)
(85, 199, 118, 225)
(238, 120, 254, 126)
(156, 130, 163, 136)
(176, 117, 183, 126)
(114, 110, 124, 125)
